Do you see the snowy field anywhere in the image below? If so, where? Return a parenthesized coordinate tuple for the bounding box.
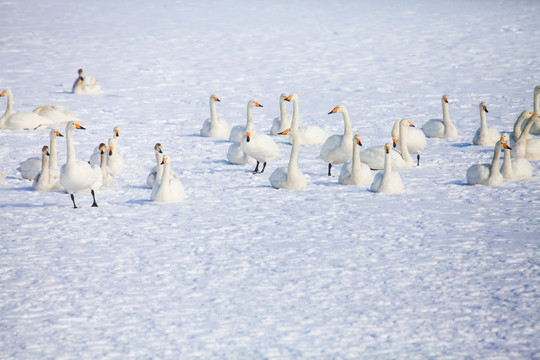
(1, 0, 540, 358)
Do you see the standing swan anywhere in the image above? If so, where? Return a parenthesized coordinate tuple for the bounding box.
(60, 121, 102, 208)
(285, 93, 330, 146)
(200, 95, 230, 138)
(269, 128, 307, 190)
(240, 122, 281, 174)
(370, 143, 404, 194)
(0, 89, 57, 130)
(472, 101, 500, 146)
(318, 104, 354, 176)
(422, 95, 457, 138)
(227, 100, 261, 165)
(151, 154, 185, 202)
(17, 129, 63, 180)
(339, 134, 373, 186)
(500, 133, 532, 180)
(270, 93, 292, 136)
(466, 137, 510, 186)
(72, 69, 101, 94)
(229, 100, 262, 143)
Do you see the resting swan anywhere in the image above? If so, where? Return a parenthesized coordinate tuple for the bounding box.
(150, 154, 185, 202)
(32, 146, 63, 191)
(284, 93, 330, 146)
(472, 102, 500, 146)
(72, 69, 101, 94)
(0, 89, 57, 130)
(270, 93, 292, 136)
(318, 104, 354, 176)
(269, 128, 306, 190)
(422, 95, 457, 138)
(33, 105, 84, 125)
(361, 118, 415, 170)
(18, 129, 63, 181)
(98, 142, 115, 187)
(200, 95, 230, 138)
(146, 143, 178, 188)
(240, 122, 281, 174)
(524, 85, 540, 134)
(466, 138, 510, 186)
(511, 110, 534, 144)
(60, 121, 102, 207)
(511, 113, 540, 160)
(500, 133, 532, 180)
(227, 100, 260, 165)
(339, 134, 373, 186)
(369, 143, 404, 194)
(392, 118, 426, 166)
(89, 126, 124, 174)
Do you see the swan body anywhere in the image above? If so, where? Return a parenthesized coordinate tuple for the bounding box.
(227, 100, 261, 164)
(147, 143, 178, 188)
(393, 119, 426, 166)
(240, 122, 281, 173)
(318, 104, 354, 176)
(370, 143, 404, 194)
(472, 102, 500, 146)
(269, 128, 307, 190)
(466, 138, 509, 186)
(33, 105, 84, 125)
(200, 95, 230, 138)
(17, 129, 63, 180)
(270, 93, 292, 136)
(339, 135, 373, 185)
(72, 68, 101, 94)
(97, 142, 115, 187)
(511, 113, 540, 160)
(500, 133, 532, 180)
(150, 154, 185, 202)
(0, 89, 57, 130)
(60, 121, 102, 207)
(422, 95, 457, 138)
(32, 146, 62, 191)
(511, 110, 534, 144)
(361, 119, 415, 170)
(285, 93, 329, 146)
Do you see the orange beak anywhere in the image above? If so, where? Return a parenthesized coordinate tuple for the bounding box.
(284, 94, 293, 101)
(0, 90, 6, 97)
(214, 96, 220, 102)
(254, 102, 263, 107)
(75, 123, 86, 130)
(109, 146, 114, 156)
(246, 132, 251, 142)
(328, 106, 339, 114)
(55, 131, 64, 137)
(279, 129, 290, 135)
(392, 137, 397, 147)
(356, 137, 362, 146)
(115, 129, 120, 137)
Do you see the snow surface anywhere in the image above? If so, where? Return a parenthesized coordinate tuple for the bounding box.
(1, 0, 540, 358)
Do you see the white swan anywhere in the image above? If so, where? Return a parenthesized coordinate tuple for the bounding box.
(500, 133, 532, 180)
(270, 93, 292, 136)
(32, 105, 84, 125)
(150, 154, 185, 202)
(60, 121, 102, 208)
(17, 129, 63, 180)
(422, 95, 457, 138)
(89, 126, 124, 174)
(97, 142, 115, 187)
(339, 134, 373, 186)
(511, 110, 534, 144)
(32, 146, 61, 191)
(269, 128, 307, 190)
(227, 100, 261, 164)
(466, 138, 510, 186)
(392, 118, 426, 166)
(318, 104, 354, 176)
(240, 122, 281, 173)
(370, 143, 404, 194)
(146, 143, 178, 188)
(0, 89, 57, 130)
(284, 93, 329, 146)
(525, 85, 540, 134)
(472, 101, 500, 146)
(200, 95, 230, 138)
(361, 118, 415, 170)
(72, 68, 101, 94)
(511, 113, 540, 160)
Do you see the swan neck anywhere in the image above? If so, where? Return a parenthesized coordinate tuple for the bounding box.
(342, 110, 352, 136)
(519, 115, 535, 143)
(501, 148, 513, 175)
(490, 142, 503, 174)
(480, 108, 488, 134)
(65, 126, 76, 165)
(100, 151, 108, 172)
(246, 104, 254, 126)
(280, 99, 288, 124)
(534, 87, 540, 114)
(398, 122, 412, 162)
(288, 134, 300, 173)
(161, 162, 170, 189)
(1, 90, 13, 126)
(41, 153, 50, 178)
(210, 100, 217, 122)
(382, 151, 392, 182)
(291, 98, 299, 130)
(351, 141, 361, 173)
(513, 114, 525, 139)
(49, 135, 59, 170)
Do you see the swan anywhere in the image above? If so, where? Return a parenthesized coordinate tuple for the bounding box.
(150, 154, 185, 202)
(32, 105, 85, 125)
(511, 110, 534, 144)
(392, 118, 426, 166)
(284, 93, 330, 146)
(339, 134, 373, 186)
(422, 95, 457, 138)
(369, 143, 404, 194)
(0, 89, 57, 130)
(240, 121, 281, 173)
(270, 93, 292, 136)
(511, 113, 540, 160)
(227, 100, 261, 164)
(97, 142, 115, 187)
(60, 121, 102, 208)
(525, 85, 540, 134)
(472, 102, 500, 146)
(361, 118, 415, 170)
(269, 128, 307, 190)
(318, 104, 354, 176)
(200, 95, 230, 138)
(500, 133, 532, 180)
(89, 126, 124, 174)
(466, 137, 510, 186)
(146, 143, 178, 188)
(72, 68, 101, 94)
(17, 129, 64, 180)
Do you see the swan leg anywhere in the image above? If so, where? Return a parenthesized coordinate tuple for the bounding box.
(91, 190, 98, 207)
(260, 162, 267, 174)
(417, 154, 420, 166)
(328, 163, 332, 176)
(252, 161, 260, 174)
(70, 194, 78, 208)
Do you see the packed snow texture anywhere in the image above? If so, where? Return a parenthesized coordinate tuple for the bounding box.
(1, 0, 539, 358)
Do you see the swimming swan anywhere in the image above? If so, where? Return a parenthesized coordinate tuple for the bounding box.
(269, 128, 307, 190)
(369, 143, 404, 194)
(60, 121, 102, 208)
(339, 134, 373, 186)
(466, 138, 510, 186)
(17, 129, 63, 181)
(500, 133, 532, 180)
(72, 69, 101, 94)
(472, 101, 500, 146)
(200, 95, 230, 138)
(240, 121, 281, 174)
(270, 93, 292, 136)
(150, 154, 185, 202)
(0, 89, 57, 130)
(318, 104, 354, 176)
(422, 95, 457, 138)
(285, 93, 330, 146)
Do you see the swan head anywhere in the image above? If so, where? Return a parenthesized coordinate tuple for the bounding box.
(354, 134, 362, 146)
(278, 128, 290, 135)
(154, 143, 163, 154)
(51, 129, 64, 137)
(161, 154, 169, 165)
(0, 89, 12, 98)
(42, 145, 50, 156)
(284, 93, 298, 102)
(500, 134, 512, 150)
(210, 94, 220, 103)
(98, 143, 107, 155)
(328, 104, 347, 114)
(480, 101, 488, 113)
(248, 100, 263, 108)
(385, 143, 391, 154)
(77, 68, 84, 80)
(67, 121, 85, 130)
(442, 95, 449, 103)
(280, 93, 288, 102)
(113, 126, 120, 137)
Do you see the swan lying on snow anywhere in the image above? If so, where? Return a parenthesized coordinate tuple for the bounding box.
(466, 137, 510, 186)
(422, 95, 457, 139)
(393, 117, 426, 166)
(18, 129, 63, 181)
(472, 101, 500, 146)
(0, 89, 57, 130)
(269, 128, 306, 190)
(511, 111, 540, 160)
(369, 143, 404, 194)
(270, 93, 292, 136)
(147, 143, 178, 188)
(500, 133, 532, 180)
(285, 93, 329, 146)
(200, 94, 230, 138)
(339, 134, 373, 186)
(72, 68, 101, 94)
(32, 145, 63, 191)
(151, 154, 185, 203)
(318, 104, 353, 176)
(33, 105, 84, 125)
(90, 126, 124, 174)
(97, 142, 115, 187)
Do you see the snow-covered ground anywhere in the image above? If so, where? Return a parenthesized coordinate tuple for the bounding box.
(1, 0, 539, 358)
